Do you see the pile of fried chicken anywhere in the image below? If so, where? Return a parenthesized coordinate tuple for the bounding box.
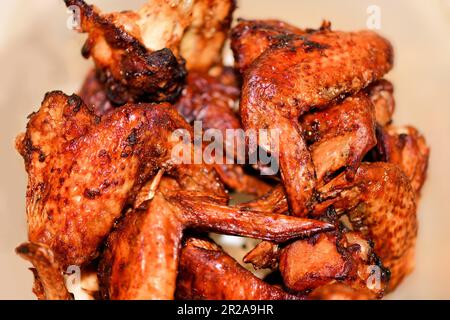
(15, 0, 429, 300)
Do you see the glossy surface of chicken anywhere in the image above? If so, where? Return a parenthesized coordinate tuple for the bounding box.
(301, 92, 377, 184)
(236, 21, 393, 215)
(231, 19, 305, 73)
(99, 176, 332, 299)
(314, 163, 417, 289)
(279, 231, 388, 298)
(176, 237, 299, 300)
(16, 91, 208, 268)
(65, 0, 186, 104)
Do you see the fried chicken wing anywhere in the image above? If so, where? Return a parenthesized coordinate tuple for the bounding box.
(237, 24, 393, 215)
(301, 92, 377, 184)
(65, 0, 186, 104)
(314, 163, 417, 289)
(99, 178, 332, 300)
(176, 237, 299, 300)
(16, 91, 215, 268)
(66, 0, 235, 104)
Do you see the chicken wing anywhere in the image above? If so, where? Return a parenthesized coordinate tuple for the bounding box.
(98, 178, 332, 299)
(314, 163, 417, 289)
(65, 0, 187, 104)
(176, 237, 299, 300)
(16, 242, 73, 300)
(16, 91, 220, 268)
(65, 0, 235, 104)
(279, 231, 389, 298)
(238, 24, 393, 215)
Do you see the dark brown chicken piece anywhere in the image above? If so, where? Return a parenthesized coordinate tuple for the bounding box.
(99, 177, 333, 300)
(65, 0, 186, 104)
(16, 242, 72, 300)
(231, 19, 305, 73)
(314, 163, 417, 290)
(16, 91, 221, 268)
(176, 237, 299, 300)
(375, 126, 429, 195)
(301, 92, 377, 184)
(279, 231, 388, 298)
(238, 24, 393, 215)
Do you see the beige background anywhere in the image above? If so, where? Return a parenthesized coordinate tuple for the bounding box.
(0, 0, 449, 299)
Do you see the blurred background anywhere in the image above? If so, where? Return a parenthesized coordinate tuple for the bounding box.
(0, 0, 449, 299)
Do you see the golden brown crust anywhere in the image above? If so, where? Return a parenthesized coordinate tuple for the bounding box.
(176, 237, 298, 300)
(17, 91, 207, 268)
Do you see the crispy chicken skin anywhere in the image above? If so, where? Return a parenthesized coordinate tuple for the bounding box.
(176, 237, 299, 300)
(65, 0, 186, 104)
(231, 19, 305, 73)
(99, 176, 332, 300)
(279, 231, 388, 298)
(16, 91, 216, 268)
(375, 126, 430, 195)
(65, 0, 235, 104)
(315, 163, 417, 289)
(237, 25, 393, 215)
(301, 92, 377, 184)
